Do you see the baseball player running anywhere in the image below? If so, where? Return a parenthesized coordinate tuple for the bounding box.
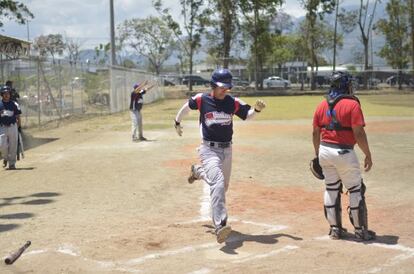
(174, 68, 266, 243)
(312, 71, 375, 241)
(130, 80, 154, 142)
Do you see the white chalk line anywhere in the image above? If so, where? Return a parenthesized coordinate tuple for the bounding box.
(232, 245, 300, 264)
(188, 268, 212, 274)
(315, 235, 414, 273)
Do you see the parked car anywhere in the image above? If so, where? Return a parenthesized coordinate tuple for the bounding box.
(181, 75, 210, 86)
(263, 76, 291, 88)
(163, 79, 175, 86)
(386, 74, 414, 86)
(232, 77, 250, 87)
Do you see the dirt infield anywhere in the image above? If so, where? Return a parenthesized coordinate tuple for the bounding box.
(0, 98, 413, 273)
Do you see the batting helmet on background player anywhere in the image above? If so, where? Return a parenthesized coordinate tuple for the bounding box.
(133, 83, 140, 90)
(0, 86, 11, 96)
(210, 68, 233, 89)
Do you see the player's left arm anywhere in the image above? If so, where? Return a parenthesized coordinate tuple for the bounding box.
(234, 98, 265, 120)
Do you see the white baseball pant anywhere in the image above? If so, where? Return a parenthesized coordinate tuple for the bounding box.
(194, 142, 232, 229)
(319, 145, 363, 227)
(130, 110, 143, 139)
(0, 124, 18, 166)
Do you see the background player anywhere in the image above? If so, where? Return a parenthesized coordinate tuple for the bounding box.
(130, 80, 154, 142)
(312, 71, 376, 241)
(174, 68, 266, 243)
(0, 86, 22, 170)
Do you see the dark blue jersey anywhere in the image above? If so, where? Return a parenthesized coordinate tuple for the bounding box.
(0, 100, 21, 126)
(129, 90, 146, 111)
(188, 93, 251, 142)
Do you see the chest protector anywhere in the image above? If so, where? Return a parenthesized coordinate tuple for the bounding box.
(323, 94, 360, 131)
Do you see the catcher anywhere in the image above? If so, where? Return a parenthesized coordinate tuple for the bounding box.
(311, 71, 376, 241)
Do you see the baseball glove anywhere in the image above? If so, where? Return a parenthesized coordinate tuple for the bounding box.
(310, 157, 324, 180)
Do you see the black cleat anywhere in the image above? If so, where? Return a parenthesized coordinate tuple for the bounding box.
(355, 229, 376, 241)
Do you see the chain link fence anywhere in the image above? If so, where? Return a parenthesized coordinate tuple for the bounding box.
(0, 58, 164, 129)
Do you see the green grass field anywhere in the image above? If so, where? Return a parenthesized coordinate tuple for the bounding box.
(142, 94, 414, 123)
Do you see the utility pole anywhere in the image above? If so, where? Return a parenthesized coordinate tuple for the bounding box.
(109, 0, 117, 66)
(333, 0, 339, 71)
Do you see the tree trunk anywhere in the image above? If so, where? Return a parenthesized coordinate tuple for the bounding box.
(363, 36, 369, 89)
(189, 47, 194, 91)
(411, 0, 414, 83)
(254, 8, 260, 91)
(222, 0, 233, 68)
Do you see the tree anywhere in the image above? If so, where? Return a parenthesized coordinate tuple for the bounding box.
(0, 0, 33, 27)
(207, 0, 239, 69)
(65, 37, 82, 67)
(238, 0, 284, 90)
(268, 34, 296, 77)
(33, 34, 66, 64)
(300, 0, 335, 90)
(118, 16, 175, 75)
(338, 0, 380, 89)
(408, 0, 414, 78)
(153, 0, 209, 90)
(94, 43, 110, 65)
(299, 19, 343, 80)
(376, 0, 410, 90)
(270, 11, 294, 34)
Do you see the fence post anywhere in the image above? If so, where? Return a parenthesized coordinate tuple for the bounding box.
(37, 58, 41, 128)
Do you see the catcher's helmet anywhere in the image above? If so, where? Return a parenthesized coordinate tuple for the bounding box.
(330, 71, 352, 93)
(211, 68, 233, 89)
(0, 86, 11, 96)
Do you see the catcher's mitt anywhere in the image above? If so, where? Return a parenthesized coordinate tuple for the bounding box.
(310, 157, 324, 180)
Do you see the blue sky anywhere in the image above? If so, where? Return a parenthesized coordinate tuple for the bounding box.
(2, 0, 371, 49)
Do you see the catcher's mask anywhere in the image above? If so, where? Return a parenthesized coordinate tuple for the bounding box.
(330, 71, 353, 94)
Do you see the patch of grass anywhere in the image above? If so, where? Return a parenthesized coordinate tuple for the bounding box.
(136, 94, 414, 123)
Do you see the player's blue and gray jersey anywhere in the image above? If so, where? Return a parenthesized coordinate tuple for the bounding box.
(0, 100, 21, 126)
(188, 93, 251, 142)
(129, 90, 146, 111)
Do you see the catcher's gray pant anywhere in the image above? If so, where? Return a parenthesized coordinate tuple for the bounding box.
(319, 145, 363, 228)
(130, 110, 143, 139)
(0, 124, 18, 166)
(195, 142, 232, 229)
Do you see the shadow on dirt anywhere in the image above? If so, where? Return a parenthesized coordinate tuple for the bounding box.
(0, 192, 61, 233)
(22, 133, 59, 151)
(220, 230, 303, 254)
(340, 231, 399, 245)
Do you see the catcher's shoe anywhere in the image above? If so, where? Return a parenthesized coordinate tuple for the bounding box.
(329, 226, 346, 240)
(188, 164, 200, 184)
(2, 160, 7, 168)
(216, 225, 232, 244)
(355, 229, 376, 241)
(8, 164, 16, 170)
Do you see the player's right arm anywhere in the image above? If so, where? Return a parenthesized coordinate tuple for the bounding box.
(174, 93, 202, 136)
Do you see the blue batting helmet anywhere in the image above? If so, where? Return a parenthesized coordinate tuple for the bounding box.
(0, 86, 11, 95)
(133, 83, 140, 90)
(211, 68, 233, 89)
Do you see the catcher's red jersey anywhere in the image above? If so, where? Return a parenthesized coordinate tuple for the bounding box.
(313, 98, 365, 146)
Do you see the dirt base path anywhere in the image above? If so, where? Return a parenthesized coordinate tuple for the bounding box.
(0, 114, 413, 273)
